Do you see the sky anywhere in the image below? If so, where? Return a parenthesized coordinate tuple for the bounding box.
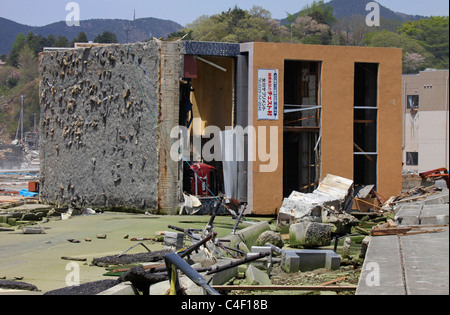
(0, 0, 449, 27)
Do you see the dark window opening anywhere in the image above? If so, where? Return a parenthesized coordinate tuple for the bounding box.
(406, 152, 419, 166)
(354, 155, 377, 186)
(407, 95, 419, 109)
(284, 60, 321, 128)
(354, 62, 378, 187)
(354, 108, 377, 153)
(354, 63, 378, 107)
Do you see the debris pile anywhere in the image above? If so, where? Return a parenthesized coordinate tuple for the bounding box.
(2, 171, 446, 295)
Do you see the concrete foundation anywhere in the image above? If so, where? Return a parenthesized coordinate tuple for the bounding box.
(281, 249, 341, 273)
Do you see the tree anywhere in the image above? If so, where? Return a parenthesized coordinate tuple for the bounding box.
(17, 45, 38, 83)
(94, 31, 118, 44)
(398, 16, 449, 69)
(332, 15, 372, 46)
(286, 0, 336, 27)
(47, 34, 56, 47)
(71, 32, 89, 47)
(54, 36, 70, 48)
(7, 33, 26, 67)
(403, 52, 427, 73)
(25, 32, 50, 56)
(293, 16, 332, 45)
(365, 30, 432, 73)
(183, 6, 274, 43)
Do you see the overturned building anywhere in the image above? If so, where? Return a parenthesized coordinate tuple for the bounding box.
(39, 40, 403, 215)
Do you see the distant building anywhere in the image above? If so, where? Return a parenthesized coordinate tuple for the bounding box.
(0, 60, 6, 67)
(402, 69, 449, 173)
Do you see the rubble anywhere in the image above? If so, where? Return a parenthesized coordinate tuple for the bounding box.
(289, 222, 332, 248)
(44, 280, 120, 296)
(255, 230, 284, 248)
(278, 174, 353, 224)
(245, 264, 271, 285)
(91, 249, 173, 267)
(5, 176, 444, 296)
(0, 280, 39, 292)
(280, 250, 341, 273)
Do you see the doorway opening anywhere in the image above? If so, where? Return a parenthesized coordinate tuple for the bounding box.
(179, 55, 236, 200)
(283, 60, 322, 197)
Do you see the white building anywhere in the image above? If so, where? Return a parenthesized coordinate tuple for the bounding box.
(402, 69, 449, 173)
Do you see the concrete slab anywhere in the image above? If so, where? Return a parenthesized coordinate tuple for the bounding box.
(357, 228, 449, 295)
(400, 227, 449, 295)
(424, 190, 449, 205)
(396, 202, 449, 226)
(420, 205, 449, 225)
(356, 235, 406, 295)
(395, 204, 422, 226)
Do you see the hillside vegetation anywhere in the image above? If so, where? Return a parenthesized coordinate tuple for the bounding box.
(0, 1, 448, 142)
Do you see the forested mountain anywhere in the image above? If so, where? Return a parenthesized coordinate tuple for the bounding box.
(0, 17, 183, 55)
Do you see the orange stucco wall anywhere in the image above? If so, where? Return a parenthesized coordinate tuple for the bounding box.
(245, 42, 403, 215)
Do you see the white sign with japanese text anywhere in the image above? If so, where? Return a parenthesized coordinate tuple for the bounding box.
(257, 69, 279, 120)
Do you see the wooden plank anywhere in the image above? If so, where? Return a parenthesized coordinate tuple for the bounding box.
(283, 126, 320, 133)
(316, 276, 348, 287)
(212, 285, 357, 292)
(403, 228, 446, 236)
(353, 142, 375, 163)
(371, 227, 411, 236)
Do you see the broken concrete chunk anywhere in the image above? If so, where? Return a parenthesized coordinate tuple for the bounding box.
(278, 174, 353, 224)
(245, 264, 271, 286)
(163, 231, 184, 250)
(256, 230, 284, 248)
(359, 236, 370, 259)
(289, 222, 332, 248)
(22, 226, 45, 234)
(342, 237, 352, 258)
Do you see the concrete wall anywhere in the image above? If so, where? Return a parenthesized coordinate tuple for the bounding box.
(158, 41, 183, 212)
(243, 42, 403, 215)
(39, 41, 180, 213)
(402, 70, 449, 173)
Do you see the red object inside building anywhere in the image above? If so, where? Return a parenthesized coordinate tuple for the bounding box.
(190, 163, 216, 197)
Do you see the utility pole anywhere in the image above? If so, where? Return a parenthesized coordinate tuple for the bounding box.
(15, 95, 24, 143)
(291, 23, 294, 44)
(20, 95, 24, 143)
